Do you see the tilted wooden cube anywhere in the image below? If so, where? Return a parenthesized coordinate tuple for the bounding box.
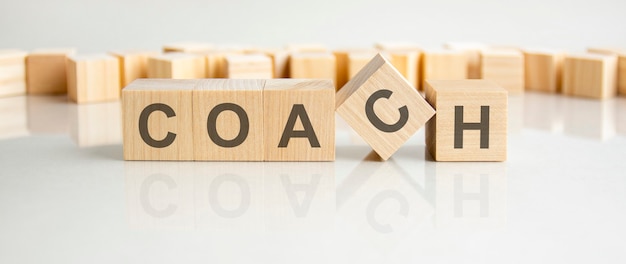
(192, 79, 264, 161)
(147, 53, 206, 79)
(0, 50, 27, 97)
(425, 80, 507, 161)
(66, 54, 121, 104)
(26, 48, 76, 94)
(523, 49, 564, 93)
(263, 79, 335, 161)
(224, 54, 273, 79)
(562, 53, 617, 99)
(122, 79, 197, 160)
(480, 50, 524, 94)
(421, 49, 467, 90)
(336, 54, 435, 160)
(290, 53, 336, 87)
(109, 50, 159, 87)
(588, 47, 626, 96)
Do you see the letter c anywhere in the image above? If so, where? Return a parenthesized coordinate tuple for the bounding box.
(139, 103, 177, 148)
(365, 89, 409, 133)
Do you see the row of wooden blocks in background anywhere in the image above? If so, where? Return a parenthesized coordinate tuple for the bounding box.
(125, 54, 507, 162)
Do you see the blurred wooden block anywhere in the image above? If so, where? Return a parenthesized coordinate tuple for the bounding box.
(285, 43, 327, 53)
(333, 48, 377, 90)
(444, 42, 487, 79)
(421, 49, 467, 90)
(336, 54, 435, 160)
(67, 54, 121, 104)
(262, 49, 290, 78)
(290, 53, 336, 86)
(263, 79, 335, 161)
(523, 49, 564, 93)
(588, 47, 626, 96)
(425, 80, 507, 161)
(109, 50, 159, 87)
(203, 50, 243, 78)
(192, 79, 264, 161)
(224, 54, 273, 79)
(480, 50, 524, 94)
(0, 50, 27, 97)
(26, 48, 76, 94)
(122, 79, 197, 160)
(348, 52, 378, 79)
(163, 42, 213, 53)
(374, 42, 421, 51)
(387, 50, 420, 89)
(562, 53, 618, 99)
(147, 53, 206, 79)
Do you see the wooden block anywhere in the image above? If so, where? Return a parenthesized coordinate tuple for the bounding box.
(224, 54, 273, 79)
(588, 47, 626, 96)
(562, 53, 618, 99)
(26, 48, 76, 94)
(66, 54, 121, 104)
(192, 79, 264, 161)
(425, 80, 507, 161)
(333, 48, 377, 90)
(147, 53, 206, 79)
(421, 49, 467, 90)
(285, 43, 327, 53)
(263, 79, 335, 161)
(163, 42, 213, 53)
(444, 42, 487, 79)
(203, 50, 243, 78)
(261, 49, 290, 78)
(122, 79, 197, 160)
(289, 52, 336, 86)
(348, 52, 378, 79)
(336, 54, 435, 160)
(0, 50, 27, 97)
(109, 50, 159, 87)
(387, 50, 420, 89)
(480, 50, 524, 94)
(523, 49, 564, 93)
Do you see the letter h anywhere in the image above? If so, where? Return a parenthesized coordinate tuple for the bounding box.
(454, 106, 489, 149)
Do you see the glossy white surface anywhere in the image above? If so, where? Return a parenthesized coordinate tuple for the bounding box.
(0, 93, 625, 263)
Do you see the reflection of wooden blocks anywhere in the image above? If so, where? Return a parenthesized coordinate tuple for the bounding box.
(290, 53, 336, 86)
(421, 50, 467, 90)
(387, 50, 420, 89)
(26, 48, 76, 94)
(264, 79, 335, 161)
(224, 54, 273, 79)
(0, 96, 29, 139)
(192, 79, 264, 161)
(69, 101, 122, 147)
(562, 53, 618, 99)
(588, 47, 626, 96)
(523, 49, 564, 93)
(147, 53, 206, 79)
(0, 50, 27, 97)
(444, 42, 487, 79)
(122, 79, 197, 160)
(480, 50, 524, 94)
(109, 50, 159, 87)
(348, 52, 377, 79)
(163, 42, 213, 53)
(425, 80, 507, 161)
(337, 54, 435, 160)
(67, 54, 121, 104)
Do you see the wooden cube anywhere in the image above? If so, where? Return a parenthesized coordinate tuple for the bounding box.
(162, 42, 213, 53)
(224, 54, 273, 79)
(261, 49, 290, 78)
(333, 48, 377, 90)
(263, 79, 335, 161)
(204, 50, 243, 78)
(387, 50, 420, 89)
(348, 52, 378, 79)
(480, 50, 524, 94)
(122, 79, 197, 160)
(444, 42, 487, 79)
(336, 54, 435, 160)
(562, 53, 618, 99)
(523, 49, 564, 93)
(147, 53, 206, 79)
(66, 54, 121, 104)
(0, 50, 27, 97)
(192, 79, 264, 161)
(425, 80, 507, 161)
(289, 53, 336, 86)
(421, 49, 467, 90)
(588, 47, 626, 96)
(109, 50, 159, 87)
(26, 48, 76, 94)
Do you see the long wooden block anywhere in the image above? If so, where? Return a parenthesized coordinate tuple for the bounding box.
(26, 48, 76, 94)
(147, 53, 206, 79)
(66, 54, 121, 104)
(224, 54, 273, 79)
(289, 53, 336, 86)
(109, 50, 159, 87)
(263, 79, 335, 161)
(421, 49, 467, 90)
(425, 80, 507, 161)
(122, 79, 197, 160)
(562, 53, 618, 99)
(336, 54, 435, 160)
(480, 50, 524, 94)
(523, 49, 564, 93)
(0, 50, 27, 97)
(588, 47, 626, 96)
(163, 42, 213, 53)
(192, 79, 264, 161)
(444, 42, 487, 79)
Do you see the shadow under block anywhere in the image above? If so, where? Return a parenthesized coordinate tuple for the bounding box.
(263, 79, 335, 161)
(523, 50, 564, 93)
(26, 48, 76, 94)
(224, 54, 273, 79)
(66, 54, 121, 104)
(109, 50, 159, 87)
(562, 53, 618, 99)
(0, 50, 27, 97)
(480, 50, 524, 94)
(289, 53, 336, 87)
(336, 54, 435, 160)
(425, 80, 507, 161)
(122, 79, 197, 160)
(421, 50, 467, 90)
(147, 53, 206, 79)
(588, 47, 626, 96)
(192, 79, 265, 161)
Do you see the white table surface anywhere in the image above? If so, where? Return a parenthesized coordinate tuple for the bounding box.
(1, 92, 625, 263)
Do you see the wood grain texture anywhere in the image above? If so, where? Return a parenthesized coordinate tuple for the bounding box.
(588, 47, 626, 96)
(425, 80, 507, 161)
(147, 53, 206, 79)
(562, 53, 617, 99)
(0, 50, 27, 97)
(224, 54, 273, 79)
(444, 42, 487, 79)
(480, 50, 524, 94)
(523, 49, 564, 93)
(26, 48, 76, 94)
(336, 54, 435, 160)
(109, 50, 159, 87)
(289, 53, 336, 87)
(421, 49, 467, 91)
(66, 54, 121, 104)
(263, 79, 335, 161)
